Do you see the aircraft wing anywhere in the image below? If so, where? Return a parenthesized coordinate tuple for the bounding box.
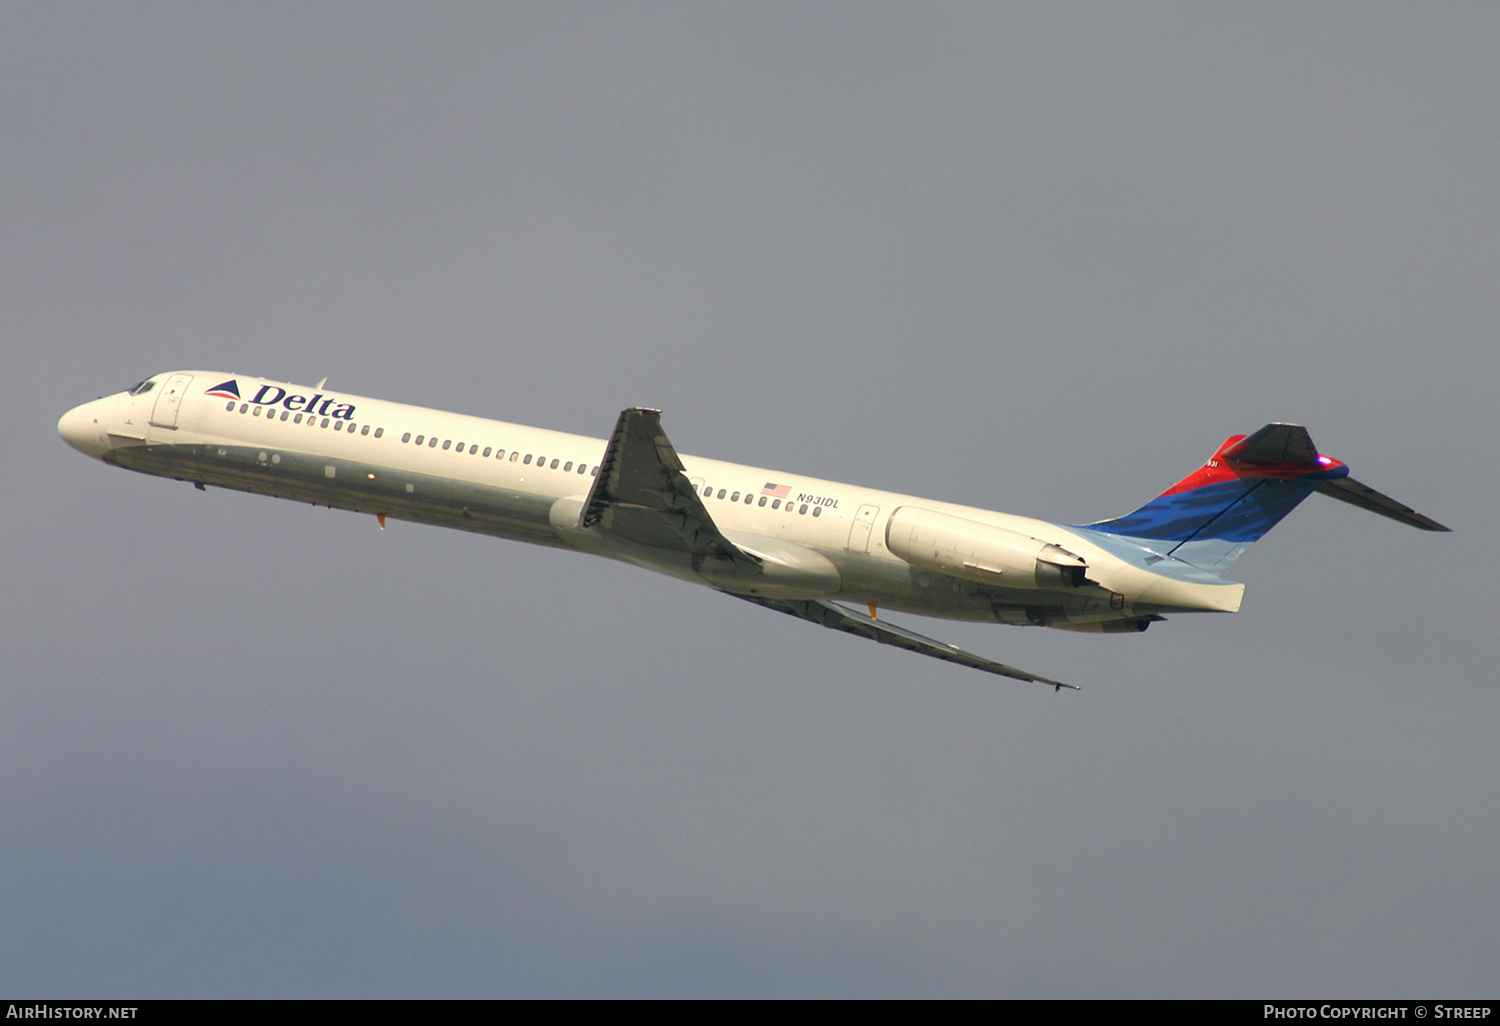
(1315, 476, 1451, 532)
(733, 594, 1079, 691)
(581, 407, 757, 562)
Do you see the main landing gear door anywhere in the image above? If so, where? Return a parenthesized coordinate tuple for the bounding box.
(149, 374, 194, 429)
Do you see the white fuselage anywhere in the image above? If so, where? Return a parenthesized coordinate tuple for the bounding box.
(58, 371, 1243, 631)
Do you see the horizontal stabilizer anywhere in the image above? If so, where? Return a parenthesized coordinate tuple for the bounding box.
(1316, 476, 1451, 532)
(734, 594, 1078, 690)
(1223, 422, 1320, 465)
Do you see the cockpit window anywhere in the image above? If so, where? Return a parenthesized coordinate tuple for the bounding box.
(126, 380, 156, 396)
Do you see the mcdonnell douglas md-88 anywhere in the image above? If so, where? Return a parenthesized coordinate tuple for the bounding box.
(59, 372, 1449, 690)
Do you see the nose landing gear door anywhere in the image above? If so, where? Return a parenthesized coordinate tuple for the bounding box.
(149, 374, 194, 429)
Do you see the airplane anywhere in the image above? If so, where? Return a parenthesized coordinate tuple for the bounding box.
(58, 371, 1450, 691)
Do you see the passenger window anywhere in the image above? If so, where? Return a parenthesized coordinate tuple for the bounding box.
(578, 464, 587, 474)
(745, 494, 753, 504)
(524, 455, 533, 465)
(469, 444, 477, 455)
(799, 504, 807, 514)
(281, 411, 289, 421)
(812, 507, 821, 517)
(717, 489, 726, 500)
(442, 440, 451, 450)
(321, 418, 330, 428)
(510, 452, 519, 462)
(496, 450, 506, 460)
(703, 485, 713, 497)
(482, 447, 491, 457)
(225, 401, 235, 412)
(295, 414, 304, 424)
(550, 459, 559, 469)
(333, 420, 342, 431)
(253, 407, 262, 416)
(772, 499, 781, 510)
(374, 428, 383, 439)
(564, 461, 573, 472)
(428, 437, 438, 447)
(361, 425, 370, 436)
(758, 496, 767, 507)
(730, 491, 740, 502)
(415, 435, 424, 445)
(239, 404, 248, 414)
(402, 432, 411, 443)
(591, 466, 598, 476)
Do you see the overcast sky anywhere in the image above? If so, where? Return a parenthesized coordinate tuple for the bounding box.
(3, 2, 1496, 997)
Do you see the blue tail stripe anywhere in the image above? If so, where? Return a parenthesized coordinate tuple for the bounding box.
(1090, 480, 1262, 541)
(1076, 473, 1336, 573)
(1177, 479, 1321, 548)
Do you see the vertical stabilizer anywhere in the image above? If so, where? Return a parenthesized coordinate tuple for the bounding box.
(1077, 424, 1352, 572)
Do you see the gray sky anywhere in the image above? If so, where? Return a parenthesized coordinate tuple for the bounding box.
(3, 2, 1496, 997)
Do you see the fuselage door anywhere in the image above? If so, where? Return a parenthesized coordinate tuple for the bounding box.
(846, 503, 881, 554)
(149, 373, 194, 429)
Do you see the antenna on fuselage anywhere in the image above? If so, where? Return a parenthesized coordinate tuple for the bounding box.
(315, 377, 328, 389)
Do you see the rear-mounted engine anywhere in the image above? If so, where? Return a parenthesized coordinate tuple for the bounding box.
(886, 506, 1090, 590)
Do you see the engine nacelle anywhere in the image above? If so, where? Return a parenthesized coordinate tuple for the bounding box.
(885, 506, 1089, 590)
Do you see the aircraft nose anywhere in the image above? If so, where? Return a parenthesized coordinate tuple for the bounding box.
(58, 399, 112, 458)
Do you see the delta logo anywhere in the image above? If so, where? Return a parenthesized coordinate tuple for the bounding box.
(205, 379, 357, 419)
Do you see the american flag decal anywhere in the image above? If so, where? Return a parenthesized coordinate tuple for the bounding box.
(761, 482, 791, 498)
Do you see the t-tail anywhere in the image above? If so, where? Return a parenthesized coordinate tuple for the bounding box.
(1074, 423, 1450, 574)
